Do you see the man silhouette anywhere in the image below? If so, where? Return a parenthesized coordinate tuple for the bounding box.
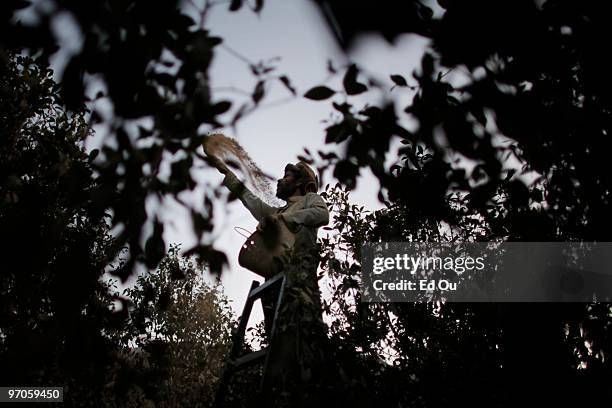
(204, 140, 330, 403)
(203, 142, 328, 266)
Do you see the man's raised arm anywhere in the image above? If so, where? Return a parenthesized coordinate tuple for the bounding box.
(203, 143, 276, 221)
(221, 170, 277, 221)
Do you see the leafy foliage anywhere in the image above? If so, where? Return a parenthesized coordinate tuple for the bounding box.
(302, 1, 612, 404)
(0, 52, 235, 406)
(308, 1, 612, 243)
(107, 246, 235, 407)
(319, 184, 612, 406)
(1, 0, 288, 281)
(0, 50, 121, 402)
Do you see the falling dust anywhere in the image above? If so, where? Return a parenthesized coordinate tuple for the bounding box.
(204, 133, 285, 207)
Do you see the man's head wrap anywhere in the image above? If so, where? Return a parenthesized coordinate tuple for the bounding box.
(285, 161, 319, 194)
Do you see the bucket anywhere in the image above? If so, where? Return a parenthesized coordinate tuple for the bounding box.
(235, 220, 295, 278)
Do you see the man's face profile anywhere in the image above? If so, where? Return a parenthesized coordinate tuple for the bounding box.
(276, 167, 299, 200)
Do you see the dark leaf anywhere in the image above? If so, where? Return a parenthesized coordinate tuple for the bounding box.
(343, 64, 367, 95)
(211, 100, 232, 115)
(325, 122, 350, 144)
(304, 86, 335, 101)
(390, 74, 408, 87)
(231, 103, 249, 126)
(416, 3, 434, 21)
(422, 53, 434, 77)
(61, 56, 85, 110)
(169, 262, 185, 280)
(144, 220, 165, 269)
(90, 110, 103, 124)
(333, 160, 359, 189)
(177, 13, 196, 28)
(333, 102, 351, 114)
(327, 59, 337, 74)
(279, 75, 296, 95)
(88, 149, 100, 162)
(229, 0, 243, 11)
(252, 80, 265, 104)
(185, 246, 228, 275)
(319, 151, 338, 160)
(208, 36, 223, 47)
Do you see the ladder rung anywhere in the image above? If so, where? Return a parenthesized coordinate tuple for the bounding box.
(231, 348, 268, 369)
(248, 273, 284, 300)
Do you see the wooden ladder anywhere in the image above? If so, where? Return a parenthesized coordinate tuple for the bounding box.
(213, 272, 286, 407)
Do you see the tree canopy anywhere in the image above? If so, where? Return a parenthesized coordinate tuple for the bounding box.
(0, 51, 235, 405)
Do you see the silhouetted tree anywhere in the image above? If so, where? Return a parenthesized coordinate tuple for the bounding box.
(0, 51, 236, 407)
(305, 1, 612, 406)
(0, 50, 122, 402)
(106, 246, 236, 407)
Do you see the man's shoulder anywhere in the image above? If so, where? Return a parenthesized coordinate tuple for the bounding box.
(303, 192, 327, 205)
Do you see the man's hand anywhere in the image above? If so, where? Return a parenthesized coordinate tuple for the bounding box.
(202, 140, 229, 174)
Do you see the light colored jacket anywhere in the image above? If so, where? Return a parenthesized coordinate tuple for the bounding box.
(222, 170, 329, 255)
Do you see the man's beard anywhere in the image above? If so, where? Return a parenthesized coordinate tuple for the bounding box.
(276, 184, 294, 200)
